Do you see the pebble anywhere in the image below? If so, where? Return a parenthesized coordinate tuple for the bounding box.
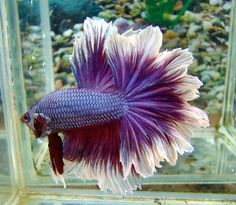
(164, 31, 178, 39)
(134, 17, 144, 24)
(173, 26, 187, 36)
(193, 64, 205, 73)
(163, 38, 179, 48)
(105, 3, 115, 9)
(206, 99, 222, 113)
(67, 74, 76, 85)
(73, 31, 83, 38)
(201, 75, 210, 83)
(61, 54, 71, 68)
(27, 25, 41, 32)
(216, 92, 224, 101)
(210, 71, 221, 81)
(182, 11, 202, 23)
(63, 29, 73, 37)
(205, 56, 212, 63)
(73, 23, 83, 31)
(54, 35, 65, 44)
(115, 5, 124, 14)
(223, 2, 231, 11)
(21, 41, 33, 49)
(187, 24, 201, 37)
(201, 42, 211, 47)
(98, 11, 117, 20)
(189, 39, 200, 51)
(206, 47, 215, 52)
(209, 0, 222, 5)
(118, 0, 128, 5)
(55, 79, 64, 90)
(54, 47, 73, 55)
(202, 20, 213, 31)
(28, 33, 42, 42)
(50, 31, 55, 38)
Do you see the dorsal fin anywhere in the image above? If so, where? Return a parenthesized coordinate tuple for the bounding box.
(70, 18, 117, 92)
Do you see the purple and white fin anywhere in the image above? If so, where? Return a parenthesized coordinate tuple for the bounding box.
(63, 121, 141, 194)
(106, 25, 209, 180)
(50, 167, 66, 188)
(70, 18, 117, 92)
(67, 19, 209, 193)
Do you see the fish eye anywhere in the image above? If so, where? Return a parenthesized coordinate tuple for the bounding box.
(22, 113, 30, 122)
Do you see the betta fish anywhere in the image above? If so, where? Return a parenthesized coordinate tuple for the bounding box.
(20, 18, 209, 194)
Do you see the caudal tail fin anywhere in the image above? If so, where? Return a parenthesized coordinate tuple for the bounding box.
(106, 26, 209, 180)
(65, 18, 209, 194)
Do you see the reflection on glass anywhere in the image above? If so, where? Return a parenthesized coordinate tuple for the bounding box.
(0, 91, 8, 177)
(0, 91, 4, 130)
(0, 91, 11, 203)
(17, 0, 55, 178)
(19, 0, 53, 107)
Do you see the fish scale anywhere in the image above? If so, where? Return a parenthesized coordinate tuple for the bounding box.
(37, 88, 126, 130)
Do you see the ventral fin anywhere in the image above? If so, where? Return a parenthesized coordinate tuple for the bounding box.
(48, 133, 64, 175)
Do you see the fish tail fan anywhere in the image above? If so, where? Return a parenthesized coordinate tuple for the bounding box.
(106, 26, 209, 181)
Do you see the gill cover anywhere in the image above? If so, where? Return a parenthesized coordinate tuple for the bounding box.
(33, 113, 51, 138)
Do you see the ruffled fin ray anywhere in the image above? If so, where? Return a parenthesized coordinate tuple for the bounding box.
(70, 18, 116, 92)
(106, 26, 209, 181)
(62, 121, 141, 194)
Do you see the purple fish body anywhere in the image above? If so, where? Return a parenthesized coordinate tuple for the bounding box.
(21, 18, 209, 193)
(37, 88, 126, 130)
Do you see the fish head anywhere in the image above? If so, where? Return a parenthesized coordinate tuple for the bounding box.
(20, 104, 51, 138)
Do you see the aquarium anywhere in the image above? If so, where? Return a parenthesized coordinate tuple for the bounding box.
(0, 0, 236, 204)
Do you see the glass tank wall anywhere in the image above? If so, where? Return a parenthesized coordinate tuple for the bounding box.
(0, 3, 14, 203)
(0, 0, 236, 204)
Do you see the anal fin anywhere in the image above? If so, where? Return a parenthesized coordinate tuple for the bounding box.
(63, 121, 121, 171)
(63, 120, 143, 193)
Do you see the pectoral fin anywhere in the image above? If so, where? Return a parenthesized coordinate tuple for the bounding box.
(33, 113, 51, 138)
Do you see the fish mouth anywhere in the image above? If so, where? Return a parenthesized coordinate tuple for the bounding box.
(20, 112, 30, 124)
(20, 113, 37, 134)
